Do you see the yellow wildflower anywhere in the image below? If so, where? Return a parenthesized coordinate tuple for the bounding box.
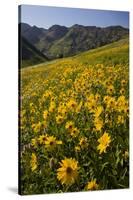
(38, 134, 48, 145)
(57, 158, 79, 185)
(49, 101, 56, 112)
(75, 146, 81, 152)
(45, 136, 62, 150)
(121, 79, 126, 87)
(56, 115, 64, 124)
(76, 101, 83, 113)
(106, 97, 116, 110)
(70, 127, 79, 137)
(66, 99, 77, 111)
(120, 88, 125, 95)
(43, 110, 49, 120)
(79, 137, 88, 149)
(65, 121, 74, 130)
(86, 179, 99, 190)
(94, 106, 103, 118)
(117, 115, 124, 124)
(30, 153, 37, 172)
(31, 138, 38, 148)
(94, 117, 103, 131)
(97, 132, 111, 154)
(107, 85, 115, 94)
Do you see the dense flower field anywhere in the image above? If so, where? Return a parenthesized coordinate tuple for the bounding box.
(20, 58, 129, 194)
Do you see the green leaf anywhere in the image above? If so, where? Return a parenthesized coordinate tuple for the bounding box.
(101, 162, 109, 172)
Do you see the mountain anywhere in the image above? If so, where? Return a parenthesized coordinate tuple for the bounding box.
(21, 23, 129, 59)
(48, 25, 129, 58)
(20, 23, 47, 44)
(20, 36, 49, 68)
(36, 25, 69, 57)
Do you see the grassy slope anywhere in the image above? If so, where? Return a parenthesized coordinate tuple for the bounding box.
(73, 37, 129, 66)
(21, 37, 129, 74)
(21, 37, 49, 68)
(20, 37, 129, 194)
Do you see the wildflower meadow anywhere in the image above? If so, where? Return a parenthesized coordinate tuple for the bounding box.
(19, 38, 129, 194)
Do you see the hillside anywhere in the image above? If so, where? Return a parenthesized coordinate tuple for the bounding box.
(20, 37, 49, 68)
(74, 37, 129, 65)
(21, 23, 129, 59)
(22, 37, 129, 70)
(21, 23, 47, 44)
(20, 37, 129, 194)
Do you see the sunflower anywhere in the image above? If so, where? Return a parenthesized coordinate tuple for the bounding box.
(31, 138, 38, 148)
(75, 101, 83, 113)
(45, 136, 62, 150)
(117, 115, 124, 124)
(57, 158, 79, 185)
(94, 117, 103, 131)
(32, 122, 42, 133)
(97, 132, 111, 154)
(49, 101, 56, 112)
(106, 97, 116, 110)
(117, 95, 128, 112)
(30, 153, 37, 172)
(121, 79, 126, 87)
(58, 104, 67, 115)
(75, 145, 81, 152)
(95, 93, 101, 102)
(70, 127, 79, 137)
(79, 137, 88, 149)
(66, 99, 77, 111)
(94, 106, 103, 118)
(85, 99, 96, 113)
(43, 110, 49, 120)
(120, 88, 125, 95)
(103, 96, 110, 104)
(65, 121, 74, 130)
(123, 150, 129, 161)
(56, 115, 64, 124)
(38, 134, 48, 145)
(107, 85, 115, 94)
(86, 179, 99, 190)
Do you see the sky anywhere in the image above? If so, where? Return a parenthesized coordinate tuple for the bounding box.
(20, 5, 129, 29)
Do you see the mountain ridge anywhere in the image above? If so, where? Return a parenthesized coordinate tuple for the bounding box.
(20, 22, 129, 59)
(20, 36, 49, 68)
